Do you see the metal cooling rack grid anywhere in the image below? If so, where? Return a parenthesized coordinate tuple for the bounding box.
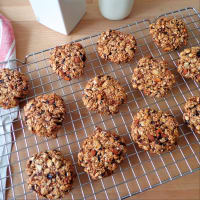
(0, 7, 199, 200)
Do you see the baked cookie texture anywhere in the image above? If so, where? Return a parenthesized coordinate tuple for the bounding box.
(26, 150, 74, 199)
(82, 75, 127, 115)
(78, 127, 127, 180)
(24, 93, 65, 138)
(131, 56, 175, 98)
(131, 108, 179, 154)
(50, 43, 86, 81)
(97, 29, 137, 63)
(183, 96, 200, 135)
(177, 46, 200, 82)
(0, 68, 29, 109)
(149, 17, 188, 51)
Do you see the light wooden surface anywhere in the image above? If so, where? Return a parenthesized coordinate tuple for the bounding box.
(0, 0, 200, 199)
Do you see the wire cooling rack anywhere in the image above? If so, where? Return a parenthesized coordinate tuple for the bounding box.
(0, 7, 199, 200)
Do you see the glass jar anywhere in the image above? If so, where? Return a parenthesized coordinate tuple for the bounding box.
(98, 0, 135, 20)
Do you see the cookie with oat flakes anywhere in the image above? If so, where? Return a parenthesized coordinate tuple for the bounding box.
(97, 29, 137, 63)
(177, 46, 200, 82)
(149, 17, 188, 51)
(82, 75, 127, 115)
(131, 56, 175, 98)
(0, 68, 29, 109)
(26, 150, 74, 199)
(131, 108, 179, 154)
(183, 96, 200, 135)
(78, 127, 127, 180)
(24, 93, 65, 138)
(50, 43, 86, 81)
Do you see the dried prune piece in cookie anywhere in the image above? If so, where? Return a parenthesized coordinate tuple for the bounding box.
(131, 56, 175, 98)
(97, 29, 137, 63)
(131, 108, 179, 154)
(183, 96, 200, 134)
(82, 75, 127, 115)
(177, 47, 200, 82)
(0, 68, 29, 109)
(149, 17, 188, 51)
(78, 127, 127, 180)
(26, 150, 74, 199)
(24, 93, 65, 138)
(50, 43, 86, 81)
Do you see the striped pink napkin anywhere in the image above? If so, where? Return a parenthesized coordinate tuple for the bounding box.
(0, 14, 16, 62)
(0, 14, 17, 200)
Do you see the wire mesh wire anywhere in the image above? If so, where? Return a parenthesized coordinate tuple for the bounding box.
(0, 7, 199, 200)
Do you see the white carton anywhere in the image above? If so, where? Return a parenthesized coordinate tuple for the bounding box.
(29, 0, 86, 35)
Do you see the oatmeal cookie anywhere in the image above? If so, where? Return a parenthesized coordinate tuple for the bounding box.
(24, 93, 65, 138)
(78, 127, 127, 180)
(82, 75, 127, 115)
(97, 29, 137, 63)
(131, 108, 179, 154)
(50, 43, 86, 81)
(131, 56, 175, 98)
(183, 96, 200, 134)
(26, 150, 74, 199)
(177, 46, 200, 82)
(0, 68, 29, 109)
(149, 17, 188, 51)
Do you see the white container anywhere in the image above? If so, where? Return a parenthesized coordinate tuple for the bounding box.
(29, 0, 86, 35)
(98, 0, 134, 20)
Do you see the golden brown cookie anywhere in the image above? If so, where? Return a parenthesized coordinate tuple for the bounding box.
(24, 93, 65, 138)
(177, 46, 200, 82)
(82, 75, 127, 115)
(131, 108, 179, 154)
(26, 150, 74, 199)
(97, 29, 137, 63)
(78, 127, 127, 180)
(149, 17, 188, 51)
(0, 68, 29, 109)
(50, 43, 86, 81)
(131, 56, 175, 98)
(183, 96, 200, 135)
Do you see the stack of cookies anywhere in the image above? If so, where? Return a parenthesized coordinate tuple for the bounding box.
(1, 15, 199, 199)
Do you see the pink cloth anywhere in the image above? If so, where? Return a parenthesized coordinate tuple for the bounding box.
(0, 14, 16, 63)
(0, 14, 16, 200)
